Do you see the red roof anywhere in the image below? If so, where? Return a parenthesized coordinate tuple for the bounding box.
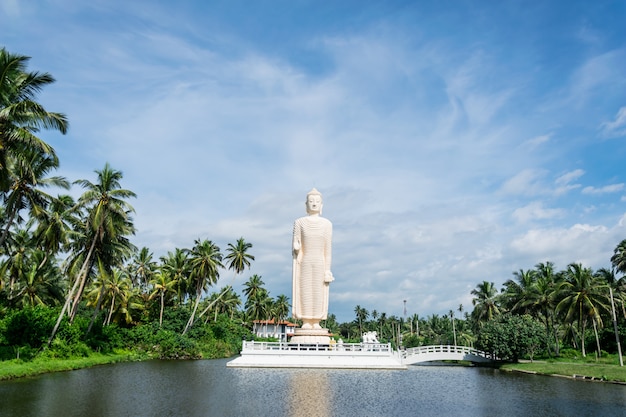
(253, 319, 296, 327)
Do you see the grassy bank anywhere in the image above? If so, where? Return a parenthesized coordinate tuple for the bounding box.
(0, 351, 148, 381)
(500, 355, 626, 383)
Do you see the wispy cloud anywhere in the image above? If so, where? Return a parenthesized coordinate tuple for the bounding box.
(582, 183, 625, 195)
(600, 106, 626, 138)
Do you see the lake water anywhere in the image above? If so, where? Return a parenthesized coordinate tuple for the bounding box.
(1, 359, 625, 417)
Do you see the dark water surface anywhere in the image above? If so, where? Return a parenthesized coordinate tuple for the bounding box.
(2, 359, 625, 417)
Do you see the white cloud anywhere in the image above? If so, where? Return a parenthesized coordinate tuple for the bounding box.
(512, 202, 563, 223)
(600, 106, 626, 138)
(582, 183, 625, 195)
(500, 169, 548, 196)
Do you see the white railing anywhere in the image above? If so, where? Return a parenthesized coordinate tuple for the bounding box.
(241, 341, 393, 353)
(402, 345, 496, 363)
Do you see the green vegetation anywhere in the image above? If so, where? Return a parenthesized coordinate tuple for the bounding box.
(1, 46, 625, 383)
(501, 353, 626, 383)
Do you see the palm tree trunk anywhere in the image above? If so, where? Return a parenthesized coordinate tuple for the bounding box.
(183, 292, 201, 335)
(69, 236, 99, 321)
(198, 285, 232, 319)
(592, 318, 601, 358)
(87, 284, 106, 333)
(159, 292, 165, 327)
(106, 296, 115, 326)
(0, 206, 18, 249)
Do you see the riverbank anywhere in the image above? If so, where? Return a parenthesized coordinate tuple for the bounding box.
(501, 360, 626, 384)
(0, 351, 148, 381)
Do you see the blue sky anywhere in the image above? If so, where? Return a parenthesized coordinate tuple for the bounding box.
(2, 0, 626, 322)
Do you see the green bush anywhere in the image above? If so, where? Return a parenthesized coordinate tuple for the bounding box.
(153, 329, 201, 359)
(3, 306, 59, 349)
(42, 337, 91, 359)
(476, 314, 545, 361)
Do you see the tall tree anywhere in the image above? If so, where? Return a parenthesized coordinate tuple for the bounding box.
(0, 147, 69, 249)
(243, 274, 265, 304)
(556, 263, 609, 357)
(500, 269, 536, 314)
(0, 47, 68, 192)
(160, 248, 191, 305)
(49, 164, 136, 344)
(183, 239, 223, 334)
(198, 238, 254, 320)
(354, 305, 369, 336)
(149, 270, 178, 327)
(611, 239, 626, 277)
(471, 281, 501, 327)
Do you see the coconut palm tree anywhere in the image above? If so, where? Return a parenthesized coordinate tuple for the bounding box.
(471, 281, 501, 327)
(449, 309, 457, 346)
(160, 248, 191, 305)
(500, 269, 536, 314)
(183, 239, 223, 334)
(130, 247, 156, 291)
(12, 250, 63, 307)
(245, 287, 271, 334)
(49, 164, 136, 344)
(0, 148, 69, 249)
(149, 269, 179, 327)
(611, 239, 626, 277)
(0, 47, 68, 192)
(204, 286, 242, 322)
(243, 274, 265, 304)
(595, 267, 624, 366)
(354, 305, 369, 336)
(556, 263, 609, 357)
(273, 294, 291, 326)
(198, 238, 254, 320)
(31, 194, 77, 268)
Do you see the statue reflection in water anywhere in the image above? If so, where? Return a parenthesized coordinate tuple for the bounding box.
(288, 371, 331, 417)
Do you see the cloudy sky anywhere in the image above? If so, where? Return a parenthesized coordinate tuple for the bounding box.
(2, 0, 626, 322)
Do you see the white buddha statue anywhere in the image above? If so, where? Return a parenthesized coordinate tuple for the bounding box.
(292, 188, 333, 330)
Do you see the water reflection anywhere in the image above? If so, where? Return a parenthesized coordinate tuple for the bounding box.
(287, 371, 331, 417)
(1, 360, 626, 417)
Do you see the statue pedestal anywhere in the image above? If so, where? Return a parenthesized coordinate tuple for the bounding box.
(289, 328, 331, 345)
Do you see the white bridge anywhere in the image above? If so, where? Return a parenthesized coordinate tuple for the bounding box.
(227, 341, 496, 368)
(402, 345, 495, 364)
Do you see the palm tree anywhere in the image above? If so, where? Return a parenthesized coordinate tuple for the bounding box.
(161, 248, 191, 305)
(449, 310, 457, 346)
(500, 269, 536, 314)
(130, 247, 156, 291)
(243, 274, 265, 304)
(204, 286, 242, 322)
(273, 294, 291, 336)
(0, 47, 68, 192)
(225, 238, 255, 276)
(12, 250, 63, 307)
(245, 288, 271, 334)
(31, 194, 77, 268)
(49, 164, 136, 344)
(183, 239, 223, 334)
(198, 238, 254, 320)
(471, 281, 501, 327)
(595, 267, 624, 366)
(149, 270, 178, 327)
(531, 261, 562, 356)
(611, 239, 626, 277)
(556, 263, 609, 357)
(0, 147, 69, 249)
(354, 305, 369, 336)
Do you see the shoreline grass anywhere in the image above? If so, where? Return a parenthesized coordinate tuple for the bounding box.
(0, 351, 149, 381)
(500, 357, 626, 384)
